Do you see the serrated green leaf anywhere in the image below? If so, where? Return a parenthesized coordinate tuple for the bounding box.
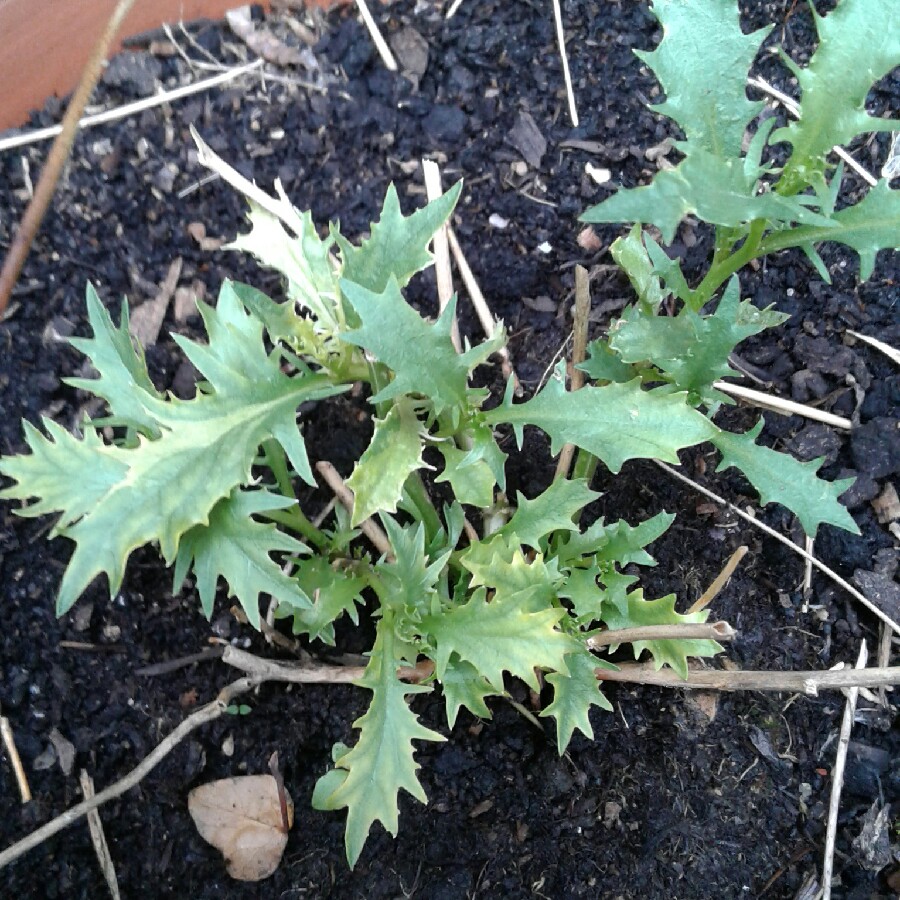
(275, 556, 366, 645)
(312, 613, 444, 866)
(335, 182, 462, 293)
(599, 569, 639, 618)
(425, 587, 576, 692)
(642, 233, 693, 303)
(712, 420, 859, 537)
(65, 284, 162, 434)
(761, 180, 900, 282)
(436, 443, 496, 507)
(634, 0, 772, 161)
(460, 534, 561, 601)
(608, 277, 788, 404)
(173, 489, 310, 628)
(342, 278, 504, 415)
(228, 280, 315, 349)
(0, 287, 342, 614)
(542, 647, 614, 753)
(498, 478, 599, 549)
(773, 0, 900, 190)
(377, 518, 448, 618)
(459, 420, 508, 491)
(348, 400, 424, 525)
(557, 511, 673, 570)
(581, 149, 831, 243)
(484, 367, 717, 473)
(578, 339, 637, 384)
(602, 590, 722, 679)
(558, 565, 606, 622)
(441, 656, 496, 728)
(229, 201, 340, 332)
(610, 225, 668, 312)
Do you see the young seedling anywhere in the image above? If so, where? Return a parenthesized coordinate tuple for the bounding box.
(1, 0, 890, 867)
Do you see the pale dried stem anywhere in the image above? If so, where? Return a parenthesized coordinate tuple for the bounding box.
(822, 641, 868, 900)
(594, 658, 899, 695)
(713, 382, 852, 430)
(445, 0, 465, 18)
(877, 623, 893, 707)
(847, 331, 900, 367)
(654, 460, 900, 635)
(0, 60, 266, 155)
(554, 265, 592, 479)
(422, 159, 460, 351)
(447, 227, 519, 391)
(355, 0, 397, 71)
(79, 771, 121, 900)
(551, 0, 579, 127)
(587, 621, 735, 650)
(314, 461, 394, 559)
(803, 534, 814, 597)
(747, 76, 877, 187)
(0, 713, 31, 804)
(688, 546, 748, 614)
(222, 645, 434, 684)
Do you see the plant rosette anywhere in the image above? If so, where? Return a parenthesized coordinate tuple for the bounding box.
(1, 0, 895, 867)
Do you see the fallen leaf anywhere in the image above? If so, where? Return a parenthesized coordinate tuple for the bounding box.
(188, 774, 293, 881)
(129, 257, 182, 348)
(871, 482, 900, 524)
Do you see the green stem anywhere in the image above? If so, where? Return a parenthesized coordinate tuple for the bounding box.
(404, 472, 442, 543)
(262, 440, 328, 549)
(688, 218, 766, 309)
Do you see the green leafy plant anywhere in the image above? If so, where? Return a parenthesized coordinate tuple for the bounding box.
(0, 0, 889, 867)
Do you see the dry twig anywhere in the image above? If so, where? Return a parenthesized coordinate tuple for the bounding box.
(587, 621, 735, 650)
(355, 0, 397, 71)
(315, 460, 394, 559)
(847, 330, 900, 368)
(554, 265, 592, 479)
(551, 0, 579, 126)
(594, 657, 900, 694)
(0, 710, 31, 804)
(688, 545, 748, 614)
(221, 645, 434, 684)
(712, 382, 852, 430)
(79, 771, 121, 900)
(822, 642, 868, 900)
(447, 226, 519, 389)
(0, 60, 265, 155)
(422, 159, 461, 351)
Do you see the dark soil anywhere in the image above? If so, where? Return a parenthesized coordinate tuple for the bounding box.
(1, 1, 898, 897)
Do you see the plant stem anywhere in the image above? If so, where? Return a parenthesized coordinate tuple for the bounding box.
(262, 440, 327, 549)
(404, 472, 442, 543)
(554, 264, 591, 481)
(572, 448, 599, 487)
(688, 218, 766, 309)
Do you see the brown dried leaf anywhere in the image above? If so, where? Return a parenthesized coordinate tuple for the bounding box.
(871, 482, 900, 524)
(188, 774, 294, 881)
(129, 257, 182, 348)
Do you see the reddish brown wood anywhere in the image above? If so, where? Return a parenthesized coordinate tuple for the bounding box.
(0, 0, 279, 130)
